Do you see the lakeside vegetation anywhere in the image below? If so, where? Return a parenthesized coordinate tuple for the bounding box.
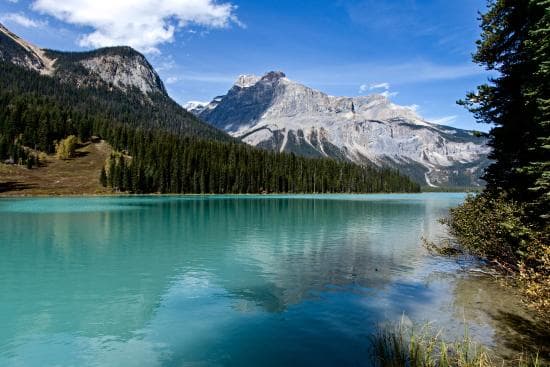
(370, 321, 542, 367)
(411, 1, 549, 363)
(443, 0, 549, 314)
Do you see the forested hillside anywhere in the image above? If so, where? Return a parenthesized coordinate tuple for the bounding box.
(0, 61, 420, 194)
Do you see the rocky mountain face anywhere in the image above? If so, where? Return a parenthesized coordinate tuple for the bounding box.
(45, 47, 166, 95)
(0, 23, 55, 74)
(0, 23, 230, 141)
(190, 72, 491, 187)
(0, 23, 165, 96)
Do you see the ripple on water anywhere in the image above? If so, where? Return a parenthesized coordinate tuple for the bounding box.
(0, 193, 543, 366)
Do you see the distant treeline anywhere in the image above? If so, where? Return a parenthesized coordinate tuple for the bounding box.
(0, 61, 420, 193)
(100, 128, 419, 194)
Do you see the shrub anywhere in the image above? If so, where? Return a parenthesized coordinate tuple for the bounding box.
(443, 194, 550, 314)
(55, 135, 78, 160)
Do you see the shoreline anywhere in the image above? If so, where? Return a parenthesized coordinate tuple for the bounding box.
(0, 191, 467, 199)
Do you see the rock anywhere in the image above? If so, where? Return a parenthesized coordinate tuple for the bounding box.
(1, 23, 165, 96)
(193, 71, 491, 187)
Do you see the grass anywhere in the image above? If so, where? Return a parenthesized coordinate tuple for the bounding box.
(0, 140, 112, 196)
(369, 319, 542, 367)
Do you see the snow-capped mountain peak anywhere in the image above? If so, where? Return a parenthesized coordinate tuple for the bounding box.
(184, 100, 209, 111)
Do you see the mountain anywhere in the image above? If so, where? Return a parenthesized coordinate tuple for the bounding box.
(0, 24, 420, 195)
(0, 23, 228, 140)
(190, 71, 491, 187)
(1, 23, 164, 95)
(183, 101, 211, 114)
(0, 23, 55, 74)
(44, 47, 167, 95)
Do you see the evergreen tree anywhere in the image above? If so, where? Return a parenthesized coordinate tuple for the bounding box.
(99, 166, 107, 187)
(448, 0, 550, 310)
(523, 0, 550, 220)
(26, 154, 34, 169)
(460, 0, 549, 223)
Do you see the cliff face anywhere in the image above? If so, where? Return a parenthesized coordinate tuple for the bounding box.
(46, 47, 167, 95)
(0, 23, 55, 74)
(0, 23, 165, 96)
(0, 23, 230, 141)
(190, 72, 491, 187)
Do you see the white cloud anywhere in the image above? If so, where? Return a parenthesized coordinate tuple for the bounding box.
(359, 82, 398, 96)
(405, 104, 420, 112)
(359, 82, 392, 94)
(369, 82, 390, 90)
(380, 90, 398, 98)
(1, 12, 46, 28)
(429, 115, 458, 125)
(302, 61, 487, 87)
(165, 76, 180, 84)
(31, 0, 241, 53)
(6, 0, 19, 3)
(359, 82, 397, 98)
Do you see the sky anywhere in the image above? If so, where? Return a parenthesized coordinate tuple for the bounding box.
(0, 0, 493, 131)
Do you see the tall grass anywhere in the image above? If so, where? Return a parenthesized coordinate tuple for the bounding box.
(369, 320, 541, 367)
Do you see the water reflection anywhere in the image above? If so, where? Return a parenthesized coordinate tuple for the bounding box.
(451, 275, 550, 360)
(2, 194, 529, 366)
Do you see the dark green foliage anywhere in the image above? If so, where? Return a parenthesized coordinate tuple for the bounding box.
(451, 0, 550, 312)
(0, 60, 420, 194)
(523, 0, 550, 221)
(445, 194, 535, 269)
(444, 193, 549, 312)
(0, 61, 231, 141)
(459, 0, 549, 223)
(25, 155, 33, 169)
(100, 129, 419, 194)
(99, 166, 107, 187)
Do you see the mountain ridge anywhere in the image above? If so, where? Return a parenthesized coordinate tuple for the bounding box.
(0, 23, 166, 96)
(0, 23, 55, 74)
(0, 24, 420, 195)
(189, 71, 491, 187)
(0, 23, 229, 140)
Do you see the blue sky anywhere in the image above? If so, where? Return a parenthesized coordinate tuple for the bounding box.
(0, 0, 491, 131)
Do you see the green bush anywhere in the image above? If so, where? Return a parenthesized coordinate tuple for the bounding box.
(444, 194, 550, 314)
(443, 194, 526, 270)
(55, 135, 78, 160)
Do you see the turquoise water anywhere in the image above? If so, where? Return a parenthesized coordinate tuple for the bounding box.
(0, 194, 508, 366)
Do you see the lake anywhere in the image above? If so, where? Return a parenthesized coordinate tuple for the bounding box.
(0, 194, 534, 366)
